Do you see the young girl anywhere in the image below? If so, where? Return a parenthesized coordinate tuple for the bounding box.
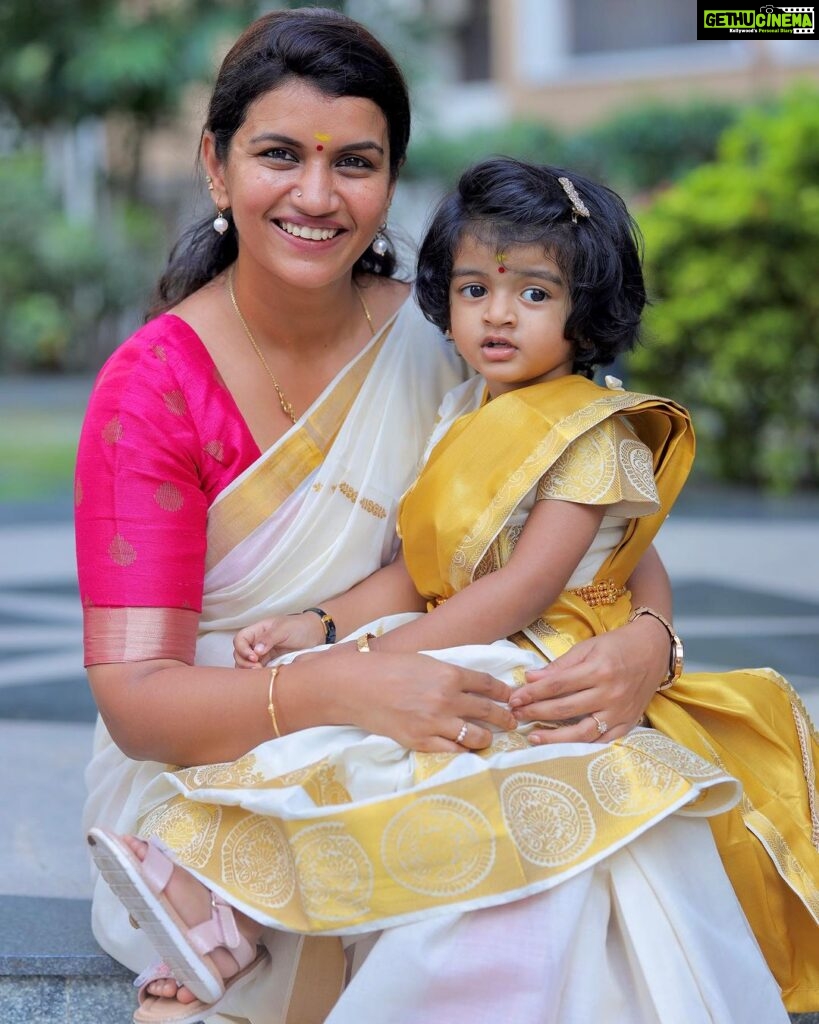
(233, 156, 687, 714)
(87, 158, 813, 1024)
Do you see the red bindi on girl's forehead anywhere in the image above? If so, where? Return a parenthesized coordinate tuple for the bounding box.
(316, 144, 324, 151)
(497, 266, 506, 273)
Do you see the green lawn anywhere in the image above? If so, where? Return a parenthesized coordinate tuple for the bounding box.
(0, 409, 81, 501)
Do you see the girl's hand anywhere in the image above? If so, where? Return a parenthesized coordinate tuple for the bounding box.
(233, 613, 326, 667)
(279, 649, 518, 753)
(508, 615, 671, 745)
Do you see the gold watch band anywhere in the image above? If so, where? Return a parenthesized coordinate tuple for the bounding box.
(627, 606, 684, 690)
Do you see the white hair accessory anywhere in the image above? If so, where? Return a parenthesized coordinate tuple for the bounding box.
(558, 176, 591, 223)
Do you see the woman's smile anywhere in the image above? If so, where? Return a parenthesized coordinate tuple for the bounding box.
(274, 219, 342, 242)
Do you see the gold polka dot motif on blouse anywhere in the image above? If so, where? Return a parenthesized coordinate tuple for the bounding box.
(162, 390, 187, 417)
(154, 481, 184, 512)
(203, 439, 225, 463)
(108, 534, 137, 567)
(101, 415, 123, 445)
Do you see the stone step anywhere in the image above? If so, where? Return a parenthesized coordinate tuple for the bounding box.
(0, 896, 134, 1024)
(2, 895, 817, 1023)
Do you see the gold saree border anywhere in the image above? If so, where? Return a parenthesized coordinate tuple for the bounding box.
(83, 606, 198, 665)
(137, 732, 734, 934)
(205, 325, 391, 571)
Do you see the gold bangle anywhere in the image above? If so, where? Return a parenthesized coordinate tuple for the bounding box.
(267, 665, 282, 737)
(627, 606, 684, 691)
(356, 632, 376, 653)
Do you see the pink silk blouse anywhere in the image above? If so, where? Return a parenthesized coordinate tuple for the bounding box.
(74, 315, 261, 664)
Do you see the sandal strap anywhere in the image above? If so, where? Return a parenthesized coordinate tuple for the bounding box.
(187, 892, 257, 972)
(133, 959, 173, 989)
(140, 837, 175, 895)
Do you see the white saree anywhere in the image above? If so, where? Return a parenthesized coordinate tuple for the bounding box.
(83, 300, 788, 1023)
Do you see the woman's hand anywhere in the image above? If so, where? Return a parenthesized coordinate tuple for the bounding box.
(509, 615, 672, 745)
(277, 648, 517, 753)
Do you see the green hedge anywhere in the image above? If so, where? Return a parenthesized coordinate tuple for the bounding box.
(630, 86, 819, 492)
(404, 99, 741, 194)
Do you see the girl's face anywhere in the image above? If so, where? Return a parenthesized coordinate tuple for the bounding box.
(448, 236, 574, 398)
(203, 79, 395, 290)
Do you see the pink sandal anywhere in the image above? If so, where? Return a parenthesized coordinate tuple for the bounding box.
(87, 828, 266, 1007)
(131, 952, 269, 1023)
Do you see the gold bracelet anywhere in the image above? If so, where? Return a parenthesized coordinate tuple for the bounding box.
(627, 606, 684, 691)
(267, 665, 282, 737)
(356, 632, 376, 653)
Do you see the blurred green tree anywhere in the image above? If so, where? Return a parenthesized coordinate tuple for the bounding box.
(0, 0, 257, 198)
(0, 0, 257, 370)
(630, 86, 819, 492)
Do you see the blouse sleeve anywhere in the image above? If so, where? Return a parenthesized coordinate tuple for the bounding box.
(75, 328, 208, 665)
(536, 416, 660, 518)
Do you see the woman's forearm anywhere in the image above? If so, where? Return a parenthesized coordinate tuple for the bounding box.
(89, 646, 517, 765)
(88, 660, 282, 766)
(89, 653, 384, 766)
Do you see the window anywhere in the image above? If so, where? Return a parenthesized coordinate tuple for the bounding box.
(571, 0, 693, 54)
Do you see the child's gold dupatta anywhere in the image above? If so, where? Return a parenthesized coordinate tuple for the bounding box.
(399, 374, 693, 636)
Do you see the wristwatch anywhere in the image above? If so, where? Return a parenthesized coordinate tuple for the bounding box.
(627, 606, 684, 690)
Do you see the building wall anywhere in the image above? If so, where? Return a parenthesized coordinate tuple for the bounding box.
(491, 0, 819, 127)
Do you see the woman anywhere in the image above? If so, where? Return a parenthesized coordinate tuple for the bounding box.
(76, 9, 792, 1023)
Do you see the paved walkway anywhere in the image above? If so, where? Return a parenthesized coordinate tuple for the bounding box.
(1, 488, 817, 902)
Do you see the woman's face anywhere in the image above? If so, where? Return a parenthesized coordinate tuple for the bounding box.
(204, 79, 395, 290)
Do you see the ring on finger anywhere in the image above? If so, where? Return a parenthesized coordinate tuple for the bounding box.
(591, 713, 608, 736)
(455, 722, 468, 745)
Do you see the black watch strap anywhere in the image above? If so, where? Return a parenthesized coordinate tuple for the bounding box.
(303, 606, 337, 644)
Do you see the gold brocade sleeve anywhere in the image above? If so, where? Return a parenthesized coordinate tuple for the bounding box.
(83, 606, 199, 665)
(536, 417, 660, 516)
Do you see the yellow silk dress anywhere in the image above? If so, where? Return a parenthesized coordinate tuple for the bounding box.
(399, 373, 819, 1011)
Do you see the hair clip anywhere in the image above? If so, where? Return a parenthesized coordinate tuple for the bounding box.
(558, 176, 590, 223)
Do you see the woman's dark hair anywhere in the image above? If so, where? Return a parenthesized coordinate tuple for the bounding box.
(415, 157, 646, 377)
(149, 7, 411, 316)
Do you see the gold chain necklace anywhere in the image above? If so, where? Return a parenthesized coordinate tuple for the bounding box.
(228, 266, 374, 424)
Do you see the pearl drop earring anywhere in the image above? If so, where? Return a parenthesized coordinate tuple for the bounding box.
(213, 209, 229, 235)
(372, 223, 392, 258)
